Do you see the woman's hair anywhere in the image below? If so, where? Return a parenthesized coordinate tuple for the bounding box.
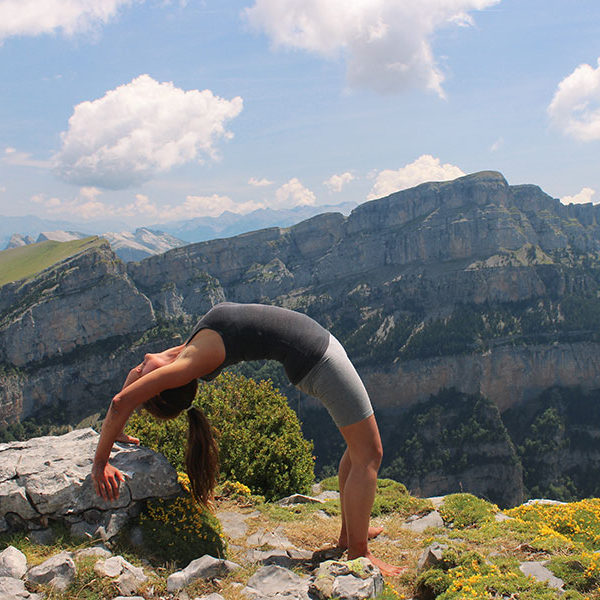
(144, 379, 219, 506)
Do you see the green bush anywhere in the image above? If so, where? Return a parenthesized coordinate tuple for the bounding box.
(127, 408, 187, 471)
(198, 372, 314, 500)
(127, 372, 315, 501)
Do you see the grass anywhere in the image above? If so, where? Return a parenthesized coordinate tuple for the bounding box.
(0, 236, 102, 287)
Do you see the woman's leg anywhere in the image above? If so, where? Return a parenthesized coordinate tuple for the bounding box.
(337, 447, 383, 548)
(338, 415, 404, 576)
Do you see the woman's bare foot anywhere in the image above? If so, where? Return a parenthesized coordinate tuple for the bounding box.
(338, 526, 383, 549)
(115, 432, 140, 445)
(349, 550, 406, 577)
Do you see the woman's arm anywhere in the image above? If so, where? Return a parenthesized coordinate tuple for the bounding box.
(92, 330, 225, 500)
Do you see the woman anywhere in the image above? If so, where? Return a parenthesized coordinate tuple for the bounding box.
(92, 302, 402, 576)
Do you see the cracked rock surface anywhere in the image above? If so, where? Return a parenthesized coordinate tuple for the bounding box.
(0, 428, 180, 538)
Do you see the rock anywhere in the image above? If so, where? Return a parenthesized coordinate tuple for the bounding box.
(519, 561, 565, 590)
(417, 543, 447, 572)
(315, 491, 340, 501)
(74, 546, 112, 560)
(427, 496, 446, 508)
(276, 494, 325, 506)
(523, 499, 566, 506)
(95, 556, 126, 578)
(0, 576, 43, 600)
(310, 558, 384, 600)
(217, 510, 258, 539)
(29, 528, 56, 545)
(26, 551, 76, 590)
(0, 428, 180, 536)
(197, 595, 226, 600)
(246, 527, 292, 549)
(243, 564, 310, 599)
(402, 511, 444, 533)
(494, 512, 513, 522)
(0, 545, 27, 578)
(167, 555, 241, 592)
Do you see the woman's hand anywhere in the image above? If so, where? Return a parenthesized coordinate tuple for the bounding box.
(91, 462, 125, 501)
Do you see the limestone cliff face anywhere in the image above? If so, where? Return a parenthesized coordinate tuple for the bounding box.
(0, 242, 158, 425)
(363, 342, 600, 412)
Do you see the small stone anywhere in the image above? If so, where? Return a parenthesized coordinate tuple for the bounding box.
(277, 494, 325, 506)
(494, 512, 513, 522)
(427, 496, 446, 508)
(243, 564, 309, 599)
(95, 556, 125, 578)
(310, 558, 383, 600)
(197, 594, 226, 600)
(519, 561, 564, 590)
(417, 543, 447, 572)
(74, 545, 112, 560)
(167, 555, 241, 592)
(246, 527, 291, 549)
(0, 545, 27, 579)
(0, 576, 43, 600)
(217, 511, 251, 539)
(27, 551, 76, 591)
(401, 511, 444, 533)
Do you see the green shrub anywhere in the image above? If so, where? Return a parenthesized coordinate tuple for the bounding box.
(127, 408, 187, 471)
(199, 372, 314, 500)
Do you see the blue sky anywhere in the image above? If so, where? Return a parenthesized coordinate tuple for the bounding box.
(0, 0, 599, 227)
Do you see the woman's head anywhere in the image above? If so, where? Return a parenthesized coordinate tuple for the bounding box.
(143, 380, 219, 506)
(144, 379, 198, 420)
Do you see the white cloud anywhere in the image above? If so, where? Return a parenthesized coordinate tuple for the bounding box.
(368, 154, 465, 199)
(0, 0, 139, 42)
(244, 0, 499, 96)
(248, 176, 274, 187)
(3, 147, 51, 168)
(548, 58, 600, 141)
(561, 187, 597, 205)
(273, 178, 316, 208)
(31, 189, 264, 222)
(54, 74, 243, 189)
(324, 171, 355, 192)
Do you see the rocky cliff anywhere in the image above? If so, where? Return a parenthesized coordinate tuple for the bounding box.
(3, 170, 600, 504)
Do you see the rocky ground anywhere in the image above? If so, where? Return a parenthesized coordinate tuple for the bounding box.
(3, 487, 600, 600)
(3, 430, 600, 600)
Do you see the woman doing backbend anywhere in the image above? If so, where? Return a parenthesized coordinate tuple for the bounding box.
(92, 302, 402, 576)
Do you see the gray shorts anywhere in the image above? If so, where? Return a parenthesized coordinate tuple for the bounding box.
(295, 334, 374, 428)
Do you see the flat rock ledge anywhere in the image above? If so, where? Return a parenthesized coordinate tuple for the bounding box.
(0, 428, 181, 540)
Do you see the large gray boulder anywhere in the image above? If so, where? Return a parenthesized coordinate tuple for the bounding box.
(0, 428, 180, 538)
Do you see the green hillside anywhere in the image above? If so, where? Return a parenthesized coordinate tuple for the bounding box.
(0, 236, 102, 287)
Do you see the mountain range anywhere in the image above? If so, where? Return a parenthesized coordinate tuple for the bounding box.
(2, 171, 600, 506)
(0, 201, 357, 260)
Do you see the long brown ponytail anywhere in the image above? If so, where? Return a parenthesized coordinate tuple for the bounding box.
(185, 406, 219, 506)
(144, 380, 220, 506)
